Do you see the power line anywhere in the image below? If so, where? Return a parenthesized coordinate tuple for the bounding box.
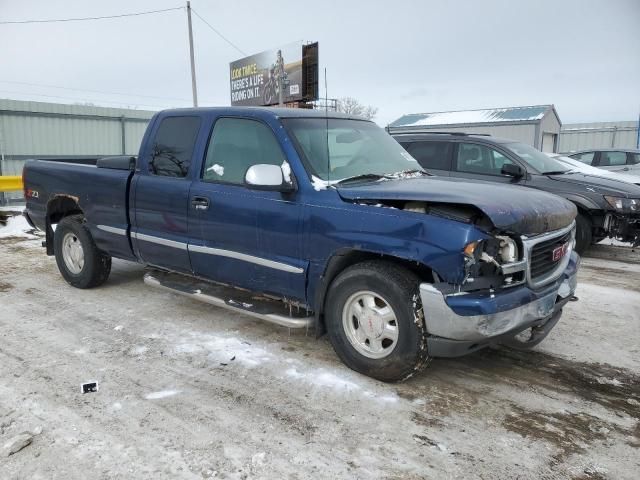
(0, 80, 193, 103)
(0, 6, 183, 25)
(0, 89, 181, 110)
(191, 8, 247, 56)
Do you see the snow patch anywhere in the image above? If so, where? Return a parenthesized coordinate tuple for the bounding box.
(145, 390, 181, 400)
(281, 161, 292, 183)
(310, 176, 340, 191)
(0, 215, 37, 239)
(174, 332, 272, 368)
(207, 164, 224, 176)
(596, 377, 623, 386)
(113, 325, 124, 331)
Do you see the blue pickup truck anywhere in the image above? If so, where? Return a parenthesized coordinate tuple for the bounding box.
(23, 107, 579, 382)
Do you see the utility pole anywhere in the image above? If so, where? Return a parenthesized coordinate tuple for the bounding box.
(186, 1, 198, 107)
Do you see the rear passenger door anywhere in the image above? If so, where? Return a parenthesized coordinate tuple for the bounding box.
(132, 115, 202, 273)
(401, 141, 452, 176)
(452, 142, 522, 184)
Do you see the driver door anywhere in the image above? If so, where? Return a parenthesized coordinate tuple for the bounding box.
(452, 142, 521, 184)
(187, 116, 307, 301)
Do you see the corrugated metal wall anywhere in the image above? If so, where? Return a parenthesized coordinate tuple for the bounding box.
(559, 121, 639, 152)
(390, 123, 538, 145)
(0, 99, 155, 203)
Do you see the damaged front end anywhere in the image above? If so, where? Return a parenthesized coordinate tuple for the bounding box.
(601, 197, 640, 246)
(420, 221, 578, 357)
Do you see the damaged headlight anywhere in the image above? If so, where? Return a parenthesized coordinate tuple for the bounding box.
(604, 196, 639, 212)
(462, 236, 524, 289)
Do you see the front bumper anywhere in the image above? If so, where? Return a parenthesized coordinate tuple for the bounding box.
(421, 252, 580, 357)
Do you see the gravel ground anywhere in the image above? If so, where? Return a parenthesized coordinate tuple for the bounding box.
(0, 228, 639, 479)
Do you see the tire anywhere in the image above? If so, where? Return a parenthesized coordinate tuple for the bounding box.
(54, 214, 111, 289)
(325, 261, 430, 382)
(574, 213, 592, 255)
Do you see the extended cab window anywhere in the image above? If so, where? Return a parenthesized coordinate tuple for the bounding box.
(149, 116, 201, 177)
(203, 118, 286, 185)
(456, 143, 514, 175)
(600, 151, 627, 166)
(405, 141, 452, 171)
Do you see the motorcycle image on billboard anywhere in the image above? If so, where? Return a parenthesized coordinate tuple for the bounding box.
(230, 42, 306, 106)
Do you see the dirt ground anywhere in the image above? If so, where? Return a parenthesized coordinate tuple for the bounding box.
(1, 228, 639, 479)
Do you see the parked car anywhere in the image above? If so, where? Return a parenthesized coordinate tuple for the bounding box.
(567, 148, 640, 174)
(23, 108, 579, 382)
(391, 132, 640, 253)
(546, 153, 640, 186)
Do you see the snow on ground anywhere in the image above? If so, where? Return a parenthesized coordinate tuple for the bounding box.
(0, 214, 37, 239)
(0, 235, 639, 479)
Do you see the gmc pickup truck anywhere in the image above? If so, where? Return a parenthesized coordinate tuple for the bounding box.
(23, 107, 580, 382)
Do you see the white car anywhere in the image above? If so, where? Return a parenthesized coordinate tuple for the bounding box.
(546, 153, 640, 186)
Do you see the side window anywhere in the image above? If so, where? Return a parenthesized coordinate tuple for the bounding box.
(571, 152, 595, 164)
(149, 116, 201, 177)
(456, 143, 514, 175)
(406, 141, 452, 171)
(203, 118, 286, 185)
(599, 151, 627, 166)
(629, 152, 640, 165)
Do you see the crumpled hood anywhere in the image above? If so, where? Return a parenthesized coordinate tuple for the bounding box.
(337, 176, 577, 236)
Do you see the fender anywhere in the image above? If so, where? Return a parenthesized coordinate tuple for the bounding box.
(311, 248, 437, 336)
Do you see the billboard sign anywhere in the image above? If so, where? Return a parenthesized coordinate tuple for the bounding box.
(230, 42, 317, 106)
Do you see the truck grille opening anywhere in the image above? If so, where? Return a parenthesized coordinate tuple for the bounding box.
(529, 230, 572, 280)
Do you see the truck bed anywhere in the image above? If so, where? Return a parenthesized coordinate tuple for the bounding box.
(23, 158, 136, 260)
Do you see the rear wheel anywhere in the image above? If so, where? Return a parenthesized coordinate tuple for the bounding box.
(54, 215, 111, 289)
(574, 213, 592, 255)
(325, 261, 430, 382)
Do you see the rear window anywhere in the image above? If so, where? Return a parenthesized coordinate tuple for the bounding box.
(405, 141, 452, 171)
(149, 116, 201, 178)
(599, 151, 627, 166)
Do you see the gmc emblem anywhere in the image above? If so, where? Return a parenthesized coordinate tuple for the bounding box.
(552, 242, 569, 262)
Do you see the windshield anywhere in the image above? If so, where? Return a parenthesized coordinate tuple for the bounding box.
(282, 118, 421, 181)
(505, 142, 571, 174)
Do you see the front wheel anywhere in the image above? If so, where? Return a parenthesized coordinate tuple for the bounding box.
(574, 213, 592, 255)
(54, 215, 112, 289)
(325, 261, 430, 382)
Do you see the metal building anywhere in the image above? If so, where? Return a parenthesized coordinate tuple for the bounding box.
(559, 121, 640, 152)
(0, 98, 155, 203)
(388, 105, 562, 152)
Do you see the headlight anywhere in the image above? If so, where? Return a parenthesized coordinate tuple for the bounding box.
(604, 196, 640, 212)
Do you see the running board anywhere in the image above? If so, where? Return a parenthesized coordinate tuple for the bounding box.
(143, 270, 313, 329)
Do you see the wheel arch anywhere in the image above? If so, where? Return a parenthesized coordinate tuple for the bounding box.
(45, 195, 84, 255)
(313, 248, 436, 336)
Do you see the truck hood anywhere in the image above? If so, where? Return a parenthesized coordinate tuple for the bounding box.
(336, 176, 577, 236)
(545, 172, 640, 197)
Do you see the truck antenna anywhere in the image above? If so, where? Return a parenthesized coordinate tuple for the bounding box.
(324, 68, 329, 184)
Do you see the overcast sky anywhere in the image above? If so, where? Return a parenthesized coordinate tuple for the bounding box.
(1, 0, 638, 125)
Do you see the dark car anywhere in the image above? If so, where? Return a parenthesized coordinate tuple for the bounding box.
(567, 148, 640, 174)
(391, 132, 640, 253)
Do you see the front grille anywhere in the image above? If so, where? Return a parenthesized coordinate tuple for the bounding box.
(529, 230, 573, 280)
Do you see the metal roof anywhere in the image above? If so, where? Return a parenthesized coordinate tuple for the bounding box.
(389, 105, 554, 128)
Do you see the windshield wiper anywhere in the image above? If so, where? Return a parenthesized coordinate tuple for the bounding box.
(335, 173, 390, 185)
(543, 170, 570, 175)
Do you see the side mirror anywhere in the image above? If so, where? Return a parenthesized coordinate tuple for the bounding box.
(501, 163, 525, 179)
(245, 164, 295, 192)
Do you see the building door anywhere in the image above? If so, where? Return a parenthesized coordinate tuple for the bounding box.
(541, 133, 557, 152)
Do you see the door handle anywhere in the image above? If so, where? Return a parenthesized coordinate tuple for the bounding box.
(191, 196, 210, 211)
